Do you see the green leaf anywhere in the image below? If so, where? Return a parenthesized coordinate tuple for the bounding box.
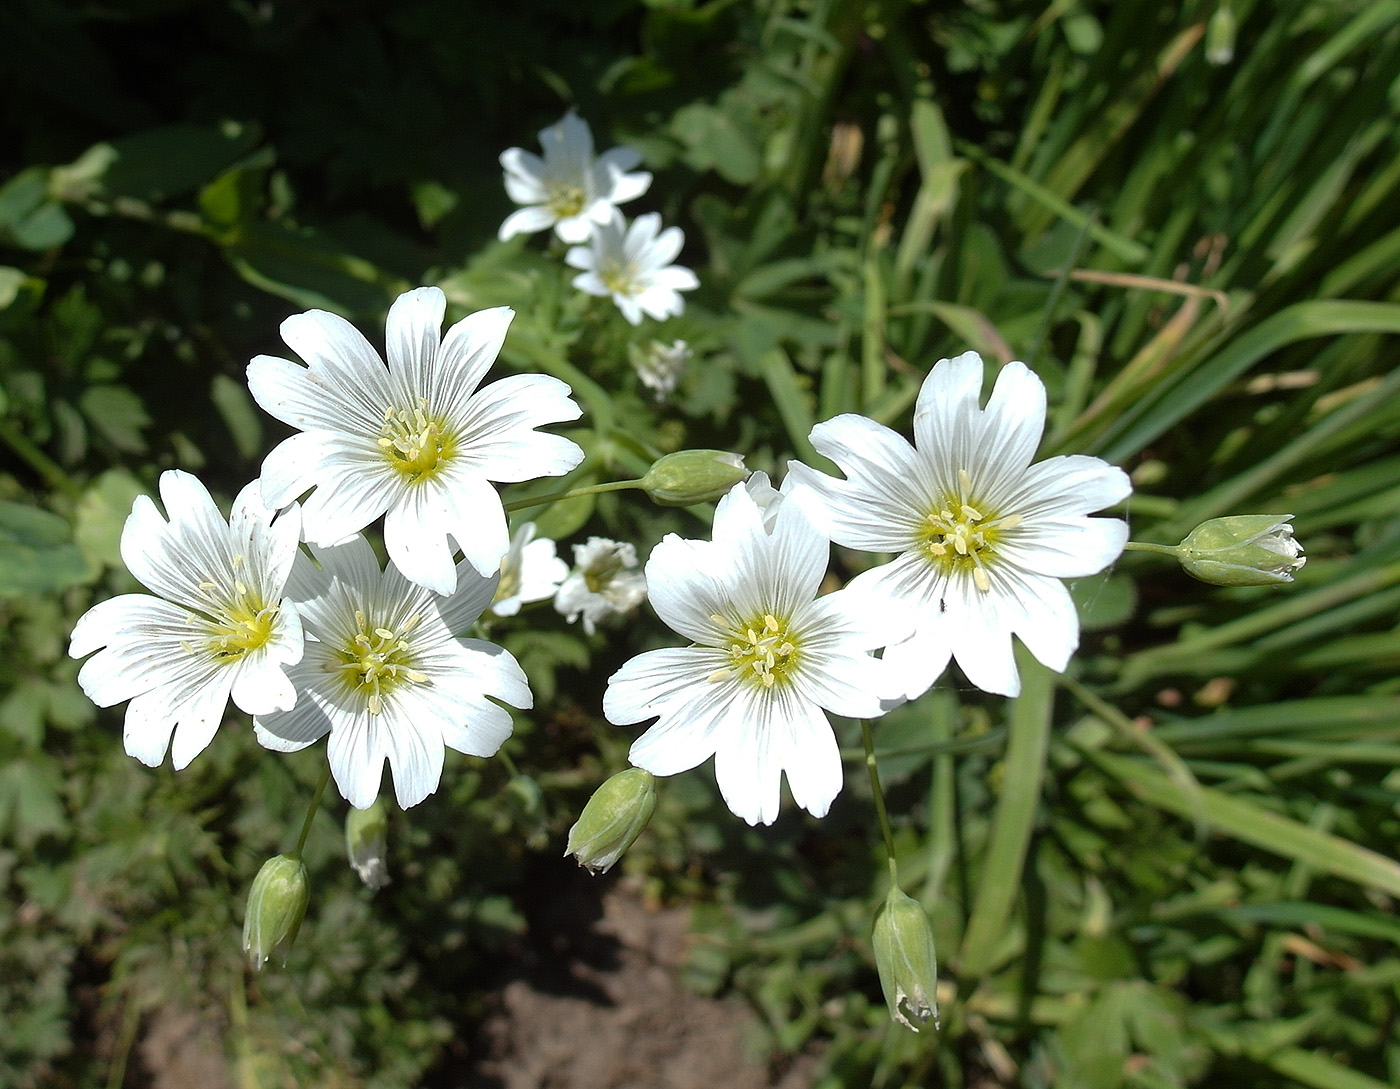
(0, 501, 91, 597)
(1089, 751, 1400, 898)
(0, 758, 67, 847)
(78, 385, 150, 453)
(210, 373, 264, 462)
(73, 469, 145, 570)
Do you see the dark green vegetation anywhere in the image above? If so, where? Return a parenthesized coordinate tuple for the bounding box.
(2, 0, 1399, 1086)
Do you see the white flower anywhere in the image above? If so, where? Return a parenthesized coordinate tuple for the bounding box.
(788, 352, 1131, 700)
(630, 339, 690, 400)
(491, 522, 568, 617)
(247, 286, 584, 595)
(554, 537, 648, 635)
(253, 535, 531, 810)
(603, 482, 911, 826)
(566, 210, 699, 325)
(68, 470, 304, 769)
(498, 112, 652, 244)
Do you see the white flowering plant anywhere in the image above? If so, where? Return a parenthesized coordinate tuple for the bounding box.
(8, 5, 1396, 1087)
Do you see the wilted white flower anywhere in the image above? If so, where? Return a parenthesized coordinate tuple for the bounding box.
(603, 481, 912, 826)
(254, 535, 531, 810)
(566, 210, 699, 325)
(789, 352, 1131, 699)
(68, 470, 303, 770)
(630, 339, 690, 400)
(247, 286, 584, 595)
(498, 112, 652, 244)
(554, 537, 648, 635)
(491, 521, 568, 617)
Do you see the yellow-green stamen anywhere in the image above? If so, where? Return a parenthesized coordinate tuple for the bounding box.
(546, 182, 587, 219)
(919, 469, 1021, 592)
(708, 612, 800, 690)
(379, 399, 456, 484)
(198, 558, 279, 659)
(333, 610, 428, 715)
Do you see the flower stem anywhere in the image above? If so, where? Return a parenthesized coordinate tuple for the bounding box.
(504, 477, 642, 512)
(292, 763, 332, 859)
(0, 417, 82, 499)
(1123, 540, 1182, 557)
(861, 719, 900, 887)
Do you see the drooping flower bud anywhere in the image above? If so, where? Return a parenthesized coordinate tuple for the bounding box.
(872, 885, 939, 1032)
(565, 768, 657, 875)
(639, 450, 749, 507)
(345, 800, 389, 890)
(242, 854, 310, 970)
(1177, 515, 1306, 586)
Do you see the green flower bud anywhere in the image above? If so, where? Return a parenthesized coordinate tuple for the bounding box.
(565, 768, 658, 875)
(1177, 515, 1306, 587)
(1205, 4, 1236, 66)
(872, 886, 939, 1032)
(639, 450, 749, 507)
(345, 800, 389, 890)
(242, 854, 309, 971)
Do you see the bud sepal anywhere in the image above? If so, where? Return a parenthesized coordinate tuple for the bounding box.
(872, 885, 939, 1032)
(1177, 514, 1306, 586)
(242, 854, 310, 971)
(565, 768, 658, 875)
(639, 451, 748, 507)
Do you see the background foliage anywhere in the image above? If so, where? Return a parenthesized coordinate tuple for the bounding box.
(2, 0, 1400, 1086)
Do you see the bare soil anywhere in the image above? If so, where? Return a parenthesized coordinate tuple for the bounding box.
(467, 881, 819, 1089)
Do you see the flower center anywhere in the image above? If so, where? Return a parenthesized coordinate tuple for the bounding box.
(709, 612, 800, 690)
(379, 400, 456, 484)
(919, 469, 1021, 592)
(599, 258, 638, 298)
(197, 559, 278, 660)
(546, 182, 587, 219)
(332, 609, 428, 715)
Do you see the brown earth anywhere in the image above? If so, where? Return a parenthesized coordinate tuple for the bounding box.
(469, 882, 819, 1089)
(134, 879, 818, 1089)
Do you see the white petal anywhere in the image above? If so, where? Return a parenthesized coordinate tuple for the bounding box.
(974, 361, 1049, 491)
(230, 655, 297, 716)
(912, 351, 986, 466)
(711, 691, 783, 826)
(879, 626, 954, 702)
(1003, 455, 1132, 518)
(123, 690, 178, 767)
(604, 646, 724, 726)
(643, 535, 726, 644)
(385, 489, 461, 595)
(499, 205, 556, 240)
(1001, 516, 1129, 578)
(433, 306, 515, 416)
(774, 691, 844, 819)
(380, 701, 445, 809)
(1011, 573, 1080, 673)
(384, 286, 445, 399)
(327, 711, 387, 809)
(169, 670, 238, 770)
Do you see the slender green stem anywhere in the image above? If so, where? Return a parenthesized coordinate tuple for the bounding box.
(1123, 540, 1182, 556)
(497, 747, 521, 780)
(292, 763, 332, 859)
(0, 417, 82, 499)
(504, 477, 642, 513)
(861, 719, 900, 886)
